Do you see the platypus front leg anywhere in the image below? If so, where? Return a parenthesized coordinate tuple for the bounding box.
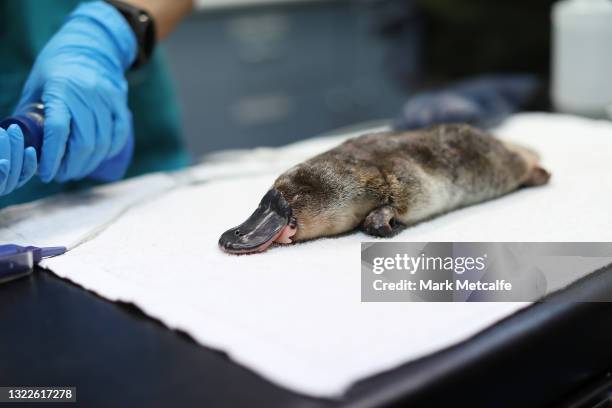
(362, 205, 404, 237)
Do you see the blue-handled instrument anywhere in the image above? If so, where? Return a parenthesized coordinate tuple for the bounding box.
(0, 103, 134, 182)
(0, 244, 67, 284)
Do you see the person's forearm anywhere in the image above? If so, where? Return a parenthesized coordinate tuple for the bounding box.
(123, 0, 194, 40)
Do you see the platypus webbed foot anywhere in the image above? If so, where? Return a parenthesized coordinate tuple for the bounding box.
(362, 206, 404, 238)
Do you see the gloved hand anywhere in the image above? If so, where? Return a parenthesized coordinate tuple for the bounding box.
(394, 92, 482, 131)
(394, 75, 539, 131)
(0, 125, 37, 196)
(15, 1, 137, 183)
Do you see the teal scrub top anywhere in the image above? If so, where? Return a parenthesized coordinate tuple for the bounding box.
(0, 0, 190, 208)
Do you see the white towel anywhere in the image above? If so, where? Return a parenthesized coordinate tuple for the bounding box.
(2, 113, 611, 397)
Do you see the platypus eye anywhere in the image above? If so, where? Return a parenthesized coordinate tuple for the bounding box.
(289, 216, 298, 228)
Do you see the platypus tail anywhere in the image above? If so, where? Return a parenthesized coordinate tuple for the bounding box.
(502, 140, 541, 168)
(501, 140, 551, 187)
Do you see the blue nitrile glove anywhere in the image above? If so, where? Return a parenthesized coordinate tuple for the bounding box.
(15, 1, 137, 183)
(394, 75, 539, 131)
(0, 125, 38, 196)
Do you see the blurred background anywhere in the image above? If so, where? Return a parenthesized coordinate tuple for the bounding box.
(162, 0, 610, 158)
(165, 0, 412, 156)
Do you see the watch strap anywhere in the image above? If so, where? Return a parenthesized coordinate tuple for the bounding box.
(105, 0, 156, 69)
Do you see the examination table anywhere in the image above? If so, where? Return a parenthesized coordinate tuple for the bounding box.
(1, 114, 611, 407)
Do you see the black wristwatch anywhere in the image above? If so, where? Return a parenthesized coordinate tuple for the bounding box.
(105, 0, 156, 69)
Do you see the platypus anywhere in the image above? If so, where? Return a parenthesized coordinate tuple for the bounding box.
(219, 124, 550, 254)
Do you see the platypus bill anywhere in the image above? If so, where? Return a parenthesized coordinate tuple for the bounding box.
(219, 124, 550, 254)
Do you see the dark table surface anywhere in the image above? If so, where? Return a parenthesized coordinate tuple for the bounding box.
(1, 265, 611, 408)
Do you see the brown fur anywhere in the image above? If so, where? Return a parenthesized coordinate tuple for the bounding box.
(273, 124, 550, 240)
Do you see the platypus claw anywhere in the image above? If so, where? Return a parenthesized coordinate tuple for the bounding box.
(362, 206, 403, 238)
